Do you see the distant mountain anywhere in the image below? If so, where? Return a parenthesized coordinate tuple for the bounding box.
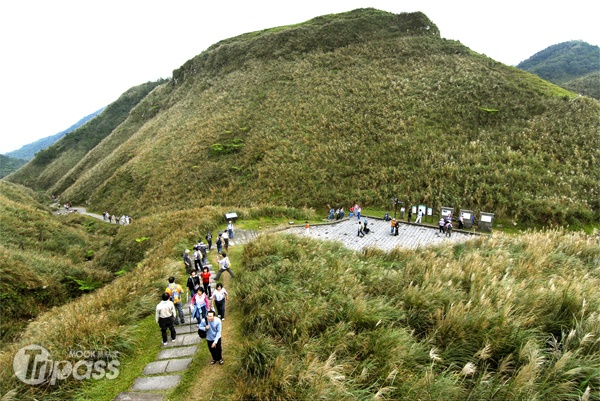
(517, 40, 600, 99)
(5, 80, 165, 191)
(0, 154, 27, 178)
(4, 108, 104, 160)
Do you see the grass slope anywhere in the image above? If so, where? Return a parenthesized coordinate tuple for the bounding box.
(233, 232, 600, 400)
(0, 205, 313, 400)
(53, 10, 598, 226)
(563, 72, 600, 100)
(0, 154, 27, 178)
(0, 181, 116, 344)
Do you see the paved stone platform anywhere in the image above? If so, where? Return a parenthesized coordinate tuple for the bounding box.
(286, 217, 479, 252)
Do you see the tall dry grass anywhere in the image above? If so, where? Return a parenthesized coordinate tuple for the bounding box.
(233, 229, 600, 400)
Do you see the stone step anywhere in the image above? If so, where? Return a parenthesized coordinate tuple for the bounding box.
(157, 345, 198, 360)
(114, 392, 164, 401)
(142, 358, 193, 375)
(131, 375, 181, 391)
(168, 332, 200, 346)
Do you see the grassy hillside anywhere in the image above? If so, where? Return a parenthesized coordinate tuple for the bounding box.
(0, 181, 117, 344)
(0, 205, 314, 400)
(5, 80, 164, 192)
(48, 9, 599, 227)
(233, 232, 600, 400)
(1, 205, 596, 400)
(517, 41, 600, 85)
(0, 154, 27, 178)
(563, 72, 600, 100)
(517, 41, 600, 100)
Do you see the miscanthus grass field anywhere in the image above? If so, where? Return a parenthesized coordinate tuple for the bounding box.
(233, 231, 600, 400)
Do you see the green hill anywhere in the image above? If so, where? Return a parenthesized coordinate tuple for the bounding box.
(0, 9, 599, 400)
(563, 71, 600, 100)
(517, 40, 600, 99)
(5, 80, 165, 192)
(4, 108, 104, 161)
(0, 154, 27, 178)
(27, 9, 594, 226)
(0, 181, 119, 344)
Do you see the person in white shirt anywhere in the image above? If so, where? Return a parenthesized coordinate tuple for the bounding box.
(215, 253, 235, 280)
(211, 283, 229, 321)
(155, 292, 177, 345)
(222, 230, 229, 251)
(415, 210, 424, 224)
(227, 221, 234, 239)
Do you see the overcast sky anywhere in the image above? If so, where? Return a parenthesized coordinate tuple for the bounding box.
(0, 0, 598, 154)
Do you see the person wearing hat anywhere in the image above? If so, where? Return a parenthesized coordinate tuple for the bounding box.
(183, 249, 192, 272)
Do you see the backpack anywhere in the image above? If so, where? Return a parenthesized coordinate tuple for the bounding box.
(168, 283, 181, 303)
(216, 237, 222, 247)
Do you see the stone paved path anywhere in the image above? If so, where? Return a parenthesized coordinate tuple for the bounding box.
(114, 263, 218, 401)
(68, 211, 477, 400)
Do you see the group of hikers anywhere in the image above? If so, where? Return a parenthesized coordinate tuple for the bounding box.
(388, 211, 464, 237)
(155, 221, 237, 366)
(329, 203, 363, 221)
(102, 212, 132, 225)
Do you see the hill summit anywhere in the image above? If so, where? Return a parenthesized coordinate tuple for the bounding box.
(6, 8, 599, 226)
(517, 40, 600, 99)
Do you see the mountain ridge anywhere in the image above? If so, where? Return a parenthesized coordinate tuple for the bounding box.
(6, 9, 599, 226)
(517, 40, 600, 99)
(3, 108, 104, 160)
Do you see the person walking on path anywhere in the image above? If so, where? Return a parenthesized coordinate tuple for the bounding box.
(211, 283, 229, 321)
(155, 292, 177, 346)
(187, 270, 201, 298)
(357, 221, 365, 237)
(165, 277, 185, 325)
(390, 218, 396, 235)
(216, 234, 223, 254)
(215, 253, 235, 280)
(222, 231, 229, 251)
(191, 287, 210, 321)
(205, 232, 213, 251)
(415, 210, 423, 224)
(204, 310, 224, 365)
(193, 247, 202, 271)
(305, 221, 310, 236)
(200, 266, 212, 298)
(200, 242, 208, 266)
(227, 221, 234, 239)
(438, 217, 446, 234)
(183, 249, 192, 272)
(445, 220, 453, 238)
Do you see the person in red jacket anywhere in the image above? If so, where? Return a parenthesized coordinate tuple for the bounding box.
(200, 266, 212, 297)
